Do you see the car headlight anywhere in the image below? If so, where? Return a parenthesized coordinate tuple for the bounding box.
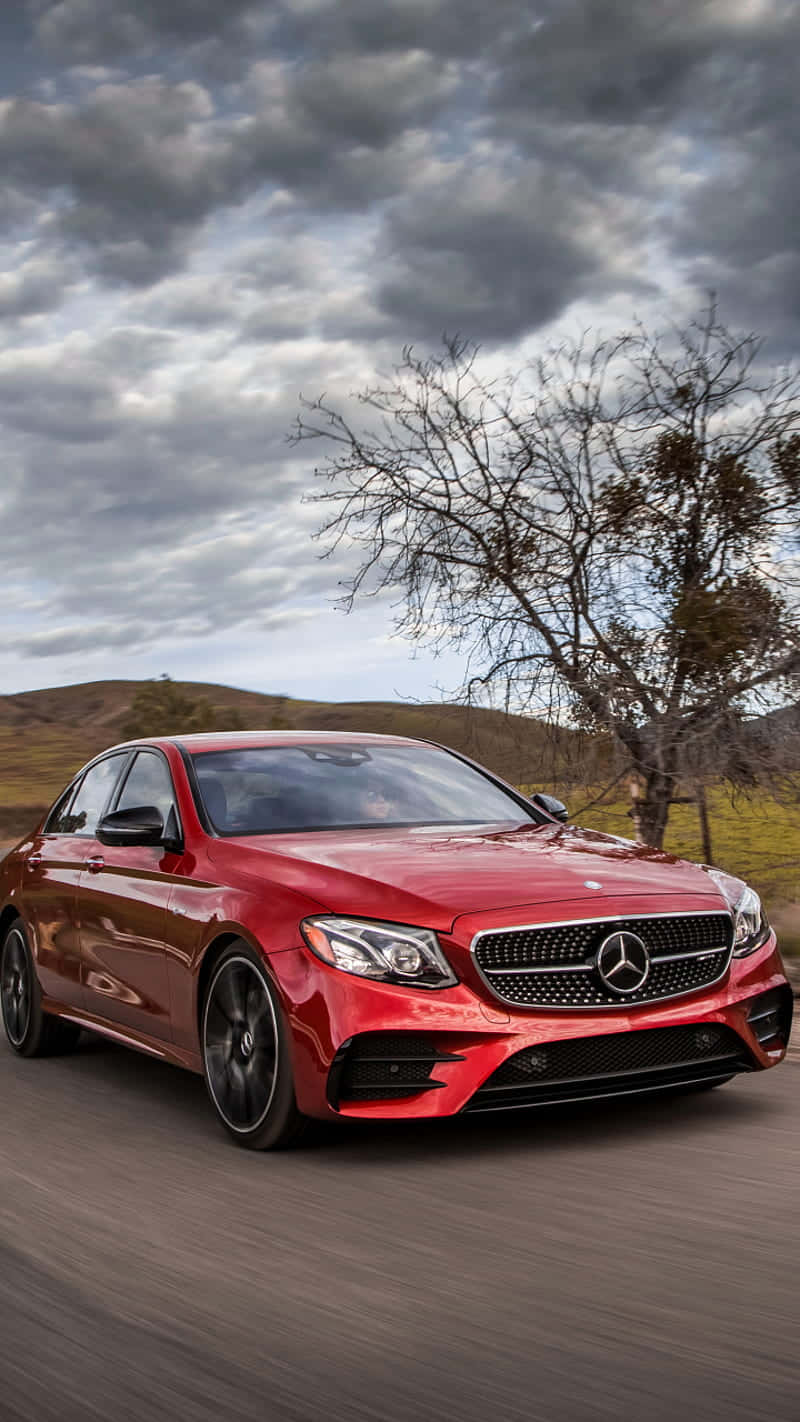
(704, 868, 771, 957)
(300, 916, 457, 988)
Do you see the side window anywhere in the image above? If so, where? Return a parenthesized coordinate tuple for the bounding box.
(44, 783, 80, 834)
(68, 754, 128, 837)
(116, 751, 177, 826)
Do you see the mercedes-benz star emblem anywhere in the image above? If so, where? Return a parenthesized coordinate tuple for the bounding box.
(596, 930, 650, 995)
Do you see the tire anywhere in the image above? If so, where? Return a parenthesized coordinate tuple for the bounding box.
(201, 941, 308, 1150)
(1, 920, 82, 1057)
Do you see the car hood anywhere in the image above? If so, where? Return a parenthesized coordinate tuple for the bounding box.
(211, 821, 724, 931)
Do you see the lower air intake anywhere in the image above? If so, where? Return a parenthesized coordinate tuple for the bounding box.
(465, 1023, 752, 1112)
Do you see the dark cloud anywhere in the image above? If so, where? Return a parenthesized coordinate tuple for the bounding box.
(373, 159, 653, 343)
(0, 319, 345, 660)
(0, 79, 231, 283)
(275, 0, 525, 66)
(287, 50, 459, 147)
(29, 0, 523, 71)
(28, 0, 263, 64)
(488, 1, 795, 131)
(0, 48, 460, 288)
(0, 253, 75, 317)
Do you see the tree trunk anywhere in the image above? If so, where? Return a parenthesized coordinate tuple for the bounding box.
(634, 770, 676, 850)
(695, 783, 713, 864)
(627, 773, 646, 841)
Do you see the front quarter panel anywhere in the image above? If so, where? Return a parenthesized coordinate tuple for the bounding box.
(163, 844, 325, 1054)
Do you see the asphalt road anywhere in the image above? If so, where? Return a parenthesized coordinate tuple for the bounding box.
(1, 1033, 798, 1422)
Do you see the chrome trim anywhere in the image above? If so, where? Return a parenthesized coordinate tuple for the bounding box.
(487, 943, 728, 975)
(488, 962, 594, 976)
(471, 908, 732, 939)
(655, 947, 726, 964)
(469, 908, 734, 1012)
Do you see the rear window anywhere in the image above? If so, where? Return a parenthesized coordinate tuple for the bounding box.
(191, 743, 536, 835)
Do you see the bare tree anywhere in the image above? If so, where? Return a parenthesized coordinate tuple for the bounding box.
(292, 307, 800, 847)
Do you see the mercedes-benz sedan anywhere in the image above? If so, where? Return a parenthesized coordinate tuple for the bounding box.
(0, 732, 792, 1147)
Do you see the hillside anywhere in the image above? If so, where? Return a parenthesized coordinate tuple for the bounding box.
(0, 678, 573, 834)
(1, 679, 797, 950)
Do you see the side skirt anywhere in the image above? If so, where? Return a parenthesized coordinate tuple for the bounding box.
(40, 995, 203, 1074)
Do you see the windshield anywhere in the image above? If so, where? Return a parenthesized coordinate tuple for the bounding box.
(190, 742, 538, 835)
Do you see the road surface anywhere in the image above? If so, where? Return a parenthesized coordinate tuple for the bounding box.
(1, 1032, 798, 1422)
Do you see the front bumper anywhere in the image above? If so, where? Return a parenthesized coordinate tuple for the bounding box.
(268, 931, 792, 1121)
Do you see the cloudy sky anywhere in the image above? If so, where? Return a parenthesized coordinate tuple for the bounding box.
(1, 0, 798, 702)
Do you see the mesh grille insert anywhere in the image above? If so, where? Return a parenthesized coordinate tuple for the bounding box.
(466, 1022, 751, 1111)
(474, 912, 733, 1009)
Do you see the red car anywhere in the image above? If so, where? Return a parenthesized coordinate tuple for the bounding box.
(0, 732, 792, 1148)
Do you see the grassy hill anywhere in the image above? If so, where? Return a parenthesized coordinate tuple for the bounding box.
(0, 678, 572, 833)
(0, 678, 797, 949)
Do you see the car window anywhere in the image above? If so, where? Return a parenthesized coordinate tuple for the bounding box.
(43, 783, 80, 834)
(116, 751, 177, 825)
(68, 754, 129, 837)
(191, 742, 538, 834)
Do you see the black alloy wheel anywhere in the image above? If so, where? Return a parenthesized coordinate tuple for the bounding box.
(201, 943, 307, 1149)
(0, 920, 81, 1057)
(1, 927, 31, 1048)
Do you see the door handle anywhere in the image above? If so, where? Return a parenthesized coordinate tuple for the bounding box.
(26, 853, 42, 870)
(85, 856, 105, 873)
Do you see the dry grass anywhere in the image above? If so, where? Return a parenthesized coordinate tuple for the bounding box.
(0, 678, 573, 811)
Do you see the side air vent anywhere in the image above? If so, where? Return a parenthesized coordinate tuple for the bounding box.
(328, 1033, 464, 1108)
(747, 986, 794, 1047)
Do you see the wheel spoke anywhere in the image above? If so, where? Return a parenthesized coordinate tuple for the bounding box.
(8, 940, 24, 979)
(205, 995, 234, 1046)
(245, 1059, 272, 1116)
(205, 1040, 230, 1073)
(247, 998, 272, 1034)
(227, 1058, 248, 1119)
(214, 967, 247, 1024)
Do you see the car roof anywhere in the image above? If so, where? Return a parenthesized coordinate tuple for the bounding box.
(122, 730, 427, 754)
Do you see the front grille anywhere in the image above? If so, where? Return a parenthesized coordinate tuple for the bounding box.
(473, 911, 733, 1010)
(465, 1023, 752, 1112)
(329, 1033, 464, 1107)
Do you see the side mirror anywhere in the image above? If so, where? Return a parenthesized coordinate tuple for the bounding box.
(531, 792, 569, 822)
(97, 805, 165, 847)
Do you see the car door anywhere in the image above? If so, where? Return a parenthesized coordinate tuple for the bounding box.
(22, 753, 130, 1012)
(77, 748, 183, 1043)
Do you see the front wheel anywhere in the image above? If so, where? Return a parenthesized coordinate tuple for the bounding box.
(1, 921, 81, 1057)
(201, 943, 308, 1149)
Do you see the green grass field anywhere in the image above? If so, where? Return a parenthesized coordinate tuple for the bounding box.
(569, 785, 800, 953)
